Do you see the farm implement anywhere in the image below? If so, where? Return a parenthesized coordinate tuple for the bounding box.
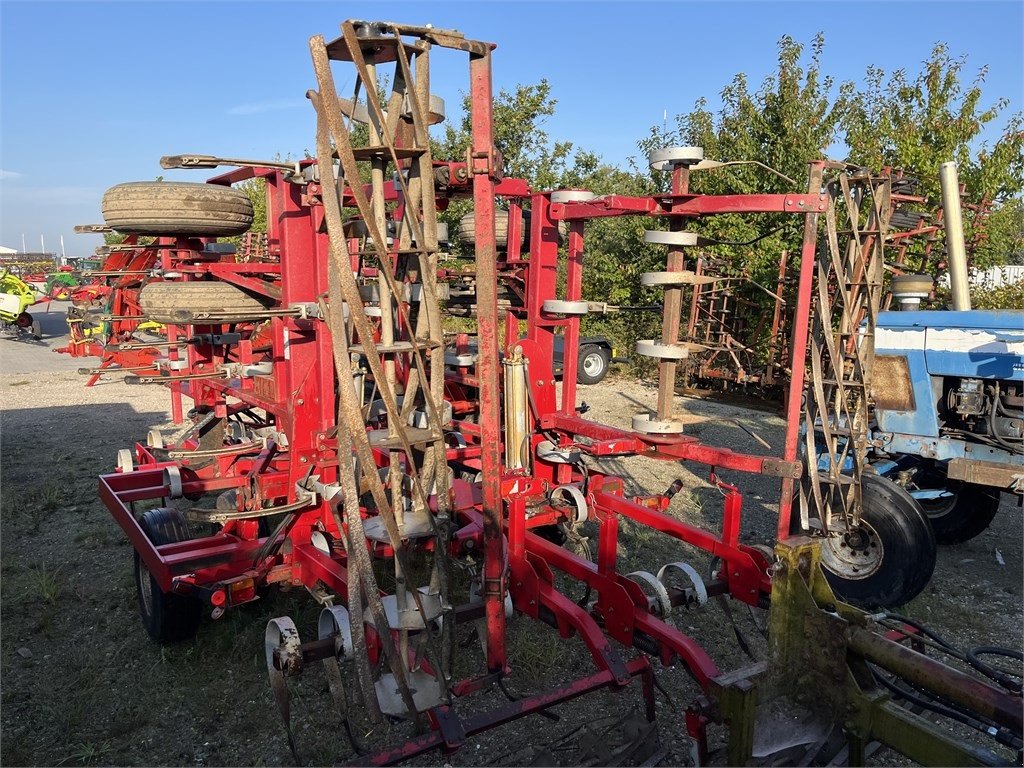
(92, 20, 1021, 766)
(0, 268, 44, 340)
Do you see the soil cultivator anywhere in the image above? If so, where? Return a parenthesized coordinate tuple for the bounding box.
(93, 20, 1021, 766)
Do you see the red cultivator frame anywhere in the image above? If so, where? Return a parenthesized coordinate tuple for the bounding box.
(94, 19, 1022, 767)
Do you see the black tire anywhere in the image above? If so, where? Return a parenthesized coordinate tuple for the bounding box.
(102, 181, 254, 237)
(916, 476, 1001, 545)
(135, 507, 203, 643)
(139, 281, 270, 323)
(576, 345, 610, 385)
(30, 320, 41, 340)
(821, 474, 936, 609)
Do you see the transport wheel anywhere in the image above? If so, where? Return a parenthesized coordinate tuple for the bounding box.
(30, 319, 41, 340)
(911, 462, 1000, 544)
(576, 345, 610, 385)
(135, 507, 203, 643)
(139, 281, 270, 323)
(458, 210, 515, 249)
(820, 474, 936, 609)
(102, 181, 254, 237)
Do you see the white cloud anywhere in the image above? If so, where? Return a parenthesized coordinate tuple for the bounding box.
(0, 169, 24, 180)
(226, 98, 307, 116)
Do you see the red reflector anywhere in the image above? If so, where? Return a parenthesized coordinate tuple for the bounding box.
(210, 589, 227, 607)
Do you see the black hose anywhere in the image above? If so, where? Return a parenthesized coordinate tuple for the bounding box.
(968, 646, 1024, 694)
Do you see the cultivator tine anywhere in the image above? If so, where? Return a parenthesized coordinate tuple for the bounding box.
(264, 617, 303, 763)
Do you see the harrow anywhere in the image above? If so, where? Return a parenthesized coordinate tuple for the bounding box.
(90, 19, 1021, 766)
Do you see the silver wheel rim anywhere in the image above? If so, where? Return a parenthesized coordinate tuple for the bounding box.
(582, 353, 604, 378)
(820, 520, 885, 580)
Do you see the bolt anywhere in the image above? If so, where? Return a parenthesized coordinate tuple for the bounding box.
(300, 457, 308, 463)
(297, 398, 305, 405)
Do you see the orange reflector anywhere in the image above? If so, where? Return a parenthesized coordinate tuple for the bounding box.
(229, 578, 257, 603)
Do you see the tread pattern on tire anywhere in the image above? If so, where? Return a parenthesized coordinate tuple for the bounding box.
(139, 281, 270, 323)
(102, 181, 254, 237)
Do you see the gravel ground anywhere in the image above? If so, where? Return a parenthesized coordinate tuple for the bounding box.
(1, 356, 1020, 766)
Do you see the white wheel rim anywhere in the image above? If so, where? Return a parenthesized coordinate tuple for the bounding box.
(582, 352, 604, 377)
(820, 521, 885, 580)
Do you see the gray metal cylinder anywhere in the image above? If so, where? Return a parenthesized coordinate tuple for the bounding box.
(939, 162, 971, 311)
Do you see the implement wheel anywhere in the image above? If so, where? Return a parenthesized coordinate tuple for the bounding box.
(135, 507, 203, 643)
(821, 474, 936, 609)
(139, 281, 270, 323)
(102, 181, 254, 237)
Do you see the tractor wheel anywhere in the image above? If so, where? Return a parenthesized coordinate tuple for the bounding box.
(821, 474, 936, 609)
(139, 281, 270, 323)
(913, 464, 1001, 544)
(135, 507, 203, 643)
(31, 319, 41, 340)
(577, 345, 610, 385)
(102, 181, 254, 237)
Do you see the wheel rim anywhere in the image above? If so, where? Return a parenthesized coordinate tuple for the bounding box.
(820, 520, 885, 580)
(137, 558, 154, 617)
(582, 352, 605, 378)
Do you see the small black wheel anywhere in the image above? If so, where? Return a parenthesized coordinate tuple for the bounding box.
(911, 462, 1001, 544)
(577, 345, 610, 385)
(821, 474, 936, 609)
(135, 507, 203, 643)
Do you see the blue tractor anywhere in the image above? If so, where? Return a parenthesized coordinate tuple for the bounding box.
(871, 308, 1023, 542)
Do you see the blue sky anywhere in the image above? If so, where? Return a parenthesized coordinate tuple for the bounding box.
(2, 0, 1021, 256)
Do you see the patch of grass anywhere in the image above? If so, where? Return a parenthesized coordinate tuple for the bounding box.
(7, 380, 31, 387)
(506, 618, 567, 680)
(27, 564, 64, 604)
(57, 740, 113, 766)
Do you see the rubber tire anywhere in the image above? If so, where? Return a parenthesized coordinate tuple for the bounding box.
(458, 210, 516, 249)
(918, 478, 1001, 544)
(30, 320, 41, 340)
(577, 345, 610, 385)
(139, 281, 270, 323)
(135, 507, 203, 643)
(822, 474, 936, 609)
(102, 181, 254, 237)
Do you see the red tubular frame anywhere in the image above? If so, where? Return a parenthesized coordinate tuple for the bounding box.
(94, 24, 835, 764)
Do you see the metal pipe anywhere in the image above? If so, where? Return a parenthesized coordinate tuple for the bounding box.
(848, 626, 1022, 732)
(503, 348, 528, 470)
(939, 161, 971, 311)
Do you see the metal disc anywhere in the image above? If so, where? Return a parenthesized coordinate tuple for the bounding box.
(550, 189, 596, 204)
(658, 561, 709, 607)
(542, 299, 590, 315)
(635, 339, 690, 360)
(632, 413, 685, 434)
(643, 230, 699, 247)
(648, 146, 704, 171)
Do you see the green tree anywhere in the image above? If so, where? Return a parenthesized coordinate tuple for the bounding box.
(843, 44, 1023, 268)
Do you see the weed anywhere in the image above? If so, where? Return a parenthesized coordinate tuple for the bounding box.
(27, 564, 64, 604)
(57, 741, 113, 766)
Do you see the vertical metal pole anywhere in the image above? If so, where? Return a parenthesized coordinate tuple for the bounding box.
(561, 221, 585, 413)
(778, 162, 824, 539)
(939, 161, 971, 311)
(656, 165, 690, 420)
(468, 50, 506, 673)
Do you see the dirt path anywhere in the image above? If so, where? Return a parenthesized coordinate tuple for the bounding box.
(1, 368, 1020, 766)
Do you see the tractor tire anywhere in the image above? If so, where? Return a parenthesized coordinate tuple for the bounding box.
(30, 319, 41, 340)
(821, 474, 936, 609)
(134, 507, 203, 643)
(577, 344, 610, 385)
(102, 181, 254, 237)
(139, 281, 270, 323)
(915, 469, 1001, 544)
